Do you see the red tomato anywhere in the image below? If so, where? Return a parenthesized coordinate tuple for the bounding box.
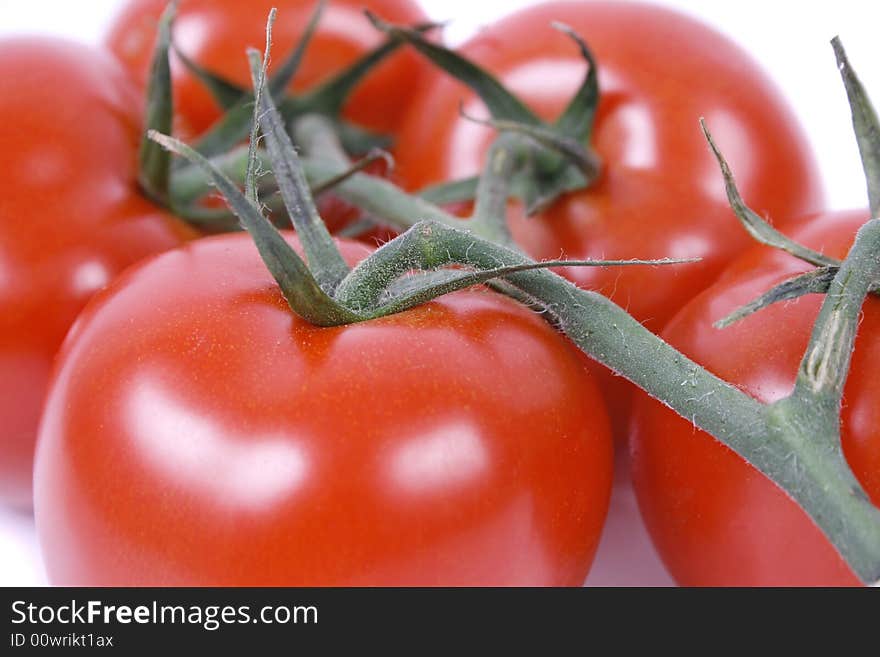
(394, 1, 824, 434)
(34, 233, 614, 585)
(0, 38, 193, 508)
(105, 0, 431, 140)
(630, 209, 879, 586)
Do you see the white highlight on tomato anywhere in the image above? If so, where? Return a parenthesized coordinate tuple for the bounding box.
(390, 421, 489, 494)
(70, 259, 110, 297)
(127, 377, 309, 510)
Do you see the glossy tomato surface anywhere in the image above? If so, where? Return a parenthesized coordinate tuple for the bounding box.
(630, 210, 879, 586)
(394, 1, 825, 432)
(105, 0, 431, 140)
(34, 233, 614, 585)
(0, 38, 192, 508)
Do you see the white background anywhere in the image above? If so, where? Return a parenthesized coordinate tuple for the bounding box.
(1, 0, 879, 587)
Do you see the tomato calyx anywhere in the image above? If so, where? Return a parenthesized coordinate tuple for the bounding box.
(367, 12, 602, 215)
(180, 9, 440, 160)
(137, 1, 437, 229)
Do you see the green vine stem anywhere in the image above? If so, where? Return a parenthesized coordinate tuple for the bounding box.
(161, 21, 880, 582)
(792, 219, 880, 409)
(283, 115, 880, 584)
(343, 214, 880, 585)
(169, 141, 464, 229)
(165, 115, 880, 585)
(258, 105, 880, 584)
(468, 133, 521, 246)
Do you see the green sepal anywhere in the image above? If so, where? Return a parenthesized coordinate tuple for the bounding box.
(366, 11, 539, 125)
(715, 267, 839, 329)
(171, 1, 325, 117)
(521, 159, 588, 215)
(292, 19, 439, 117)
(138, 1, 177, 204)
(832, 37, 880, 218)
(267, 0, 327, 99)
(701, 119, 839, 268)
(186, 18, 431, 162)
(552, 22, 600, 144)
(172, 44, 244, 111)
(244, 11, 275, 205)
(369, 13, 603, 212)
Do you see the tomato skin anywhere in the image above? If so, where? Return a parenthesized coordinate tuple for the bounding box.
(34, 233, 613, 585)
(105, 0, 431, 140)
(394, 1, 824, 434)
(0, 38, 193, 509)
(630, 209, 879, 586)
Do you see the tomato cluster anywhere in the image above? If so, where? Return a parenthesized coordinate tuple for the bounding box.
(1, 0, 876, 587)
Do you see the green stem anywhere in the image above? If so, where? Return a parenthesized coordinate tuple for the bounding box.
(793, 219, 880, 409)
(168, 141, 463, 229)
(342, 221, 880, 584)
(293, 115, 468, 230)
(311, 149, 392, 196)
(470, 133, 520, 245)
(293, 114, 356, 164)
(286, 115, 880, 585)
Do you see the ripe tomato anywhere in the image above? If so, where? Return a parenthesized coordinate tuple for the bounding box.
(105, 0, 431, 140)
(34, 233, 614, 585)
(630, 209, 879, 586)
(0, 38, 193, 508)
(394, 1, 824, 434)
